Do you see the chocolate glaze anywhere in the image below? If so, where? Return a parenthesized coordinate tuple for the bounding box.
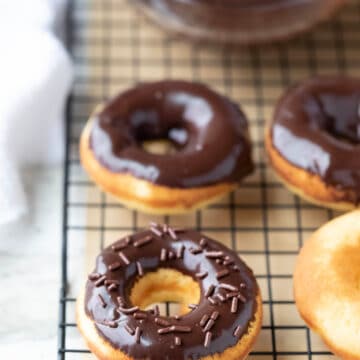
(89, 81, 253, 188)
(271, 76, 360, 203)
(84, 226, 259, 360)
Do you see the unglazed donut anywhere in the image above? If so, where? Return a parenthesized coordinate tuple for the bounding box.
(294, 210, 360, 359)
(77, 224, 262, 360)
(80, 80, 253, 214)
(265, 76, 360, 210)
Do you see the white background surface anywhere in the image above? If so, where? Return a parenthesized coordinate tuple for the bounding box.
(0, 166, 62, 358)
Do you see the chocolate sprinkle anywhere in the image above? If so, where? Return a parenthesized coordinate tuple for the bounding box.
(134, 312, 148, 320)
(105, 279, 120, 285)
(119, 251, 130, 265)
(176, 245, 185, 259)
(98, 294, 106, 308)
(205, 285, 215, 298)
(195, 271, 208, 279)
(153, 305, 160, 316)
(118, 306, 139, 315)
(233, 325, 242, 338)
(111, 242, 128, 251)
(208, 297, 218, 306)
(223, 259, 234, 266)
(238, 293, 247, 303)
(150, 226, 163, 237)
(136, 261, 144, 276)
(125, 324, 135, 335)
(106, 320, 118, 328)
(172, 325, 192, 333)
(226, 292, 239, 299)
(188, 304, 198, 310)
(160, 248, 167, 262)
(107, 283, 118, 292)
(216, 269, 230, 280)
(117, 296, 124, 307)
(231, 297, 239, 313)
(88, 273, 100, 281)
(200, 238, 207, 248)
(203, 319, 215, 332)
(158, 325, 192, 334)
(204, 331, 212, 348)
(94, 275, 106, 287)
(200, 314, 209, 327)
(158, 327, 173, 334)
(155, 318, 171, 327)
(135, 326, 142, 344)
(134, 236, 153, 248)
(189, 247, 203, 255)
(219, 283, 238, 292)
(205, 251, 224, 259)
(215, 293, 226, 303)
(211, 311, 219, 321)
(109, 261, 122, 272)
(167, 227, 177, 240)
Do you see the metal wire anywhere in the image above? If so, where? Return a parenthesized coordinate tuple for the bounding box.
(58, 0, 360, 358)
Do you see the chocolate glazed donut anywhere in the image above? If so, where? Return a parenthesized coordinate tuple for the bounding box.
(76, 224, 262, 360)
(266, 76, 360, 210)
(80, 81, 253, 214)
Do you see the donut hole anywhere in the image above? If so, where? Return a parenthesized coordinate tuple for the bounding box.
(140, 127, 189, 155)
(136, 122, 189, 155)
(130, 268, 200, 316)
(324, 119, 360, 144)
(142, 139, 178, 155)
(313, 94, 360, 144)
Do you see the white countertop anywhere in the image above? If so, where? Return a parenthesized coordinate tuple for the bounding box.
(0, 166, 63, 358)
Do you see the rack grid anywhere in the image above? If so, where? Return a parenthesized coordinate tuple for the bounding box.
(58, 1, 360, 358)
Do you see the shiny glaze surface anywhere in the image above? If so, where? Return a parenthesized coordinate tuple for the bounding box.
(271, 76, 360, 201)
(85, 226, 258, 360)
(90, 81, 253, 188)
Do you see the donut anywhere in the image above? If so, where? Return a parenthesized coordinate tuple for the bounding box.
(80, 80, 253, 214)
(76, 224, 262, 360)
(265, 76, 360, 210)
(294, 210, 360, 359)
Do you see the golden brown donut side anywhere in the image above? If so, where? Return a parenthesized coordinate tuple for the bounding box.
(76, 290, 263, 360)
(80, 119, 237, 214)
(265, 129, 357, 211)
(294, 210, 360, 360)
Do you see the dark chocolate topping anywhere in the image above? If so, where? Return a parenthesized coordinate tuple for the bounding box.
(84, 225, 258, 360)
(89, 80, 253, 188)
(271, 76, 360, 202)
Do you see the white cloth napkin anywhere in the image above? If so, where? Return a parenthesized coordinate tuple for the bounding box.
(0, 0, 73, 225)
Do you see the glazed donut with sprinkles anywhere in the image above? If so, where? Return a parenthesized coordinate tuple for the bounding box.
(76, 223, 262, 360)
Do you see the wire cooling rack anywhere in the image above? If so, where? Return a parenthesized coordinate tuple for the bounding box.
(58, 1, 360, 359)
